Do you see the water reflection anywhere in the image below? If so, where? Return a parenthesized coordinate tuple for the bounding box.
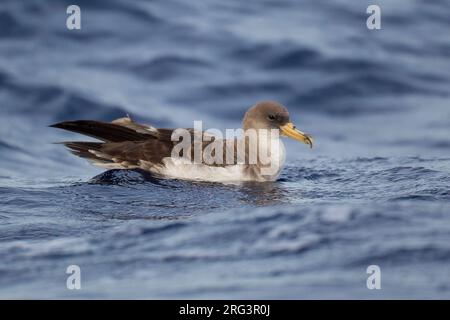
(238, 181, 289, 206)
(87, 169, 290, 209)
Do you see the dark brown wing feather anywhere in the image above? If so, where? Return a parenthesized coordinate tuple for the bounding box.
(50, 120, 154, 142)
(98, 140, 174, 165)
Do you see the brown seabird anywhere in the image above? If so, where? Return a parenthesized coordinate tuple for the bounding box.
(51, 101, 313, 182)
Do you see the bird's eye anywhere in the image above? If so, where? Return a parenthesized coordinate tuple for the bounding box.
(267, 114, 276, 121)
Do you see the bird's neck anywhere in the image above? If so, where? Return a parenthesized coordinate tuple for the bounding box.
(249, 134, 286, 180)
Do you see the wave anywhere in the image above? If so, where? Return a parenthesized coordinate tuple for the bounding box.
(131, 55, 211, 81)
(0, 10, 33, 38)
(1, 79, 129, 121)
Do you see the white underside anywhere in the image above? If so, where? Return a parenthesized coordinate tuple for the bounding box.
(156, 160, 254, 182)
(92, 139, 286, 183)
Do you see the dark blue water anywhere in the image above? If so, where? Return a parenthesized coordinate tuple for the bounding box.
(0, 0, 449, 298)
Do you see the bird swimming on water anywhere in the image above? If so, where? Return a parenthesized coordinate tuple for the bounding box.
(51, 101, 313, 182)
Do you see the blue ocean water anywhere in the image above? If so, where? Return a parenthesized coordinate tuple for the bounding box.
(0, 0, 449, 298)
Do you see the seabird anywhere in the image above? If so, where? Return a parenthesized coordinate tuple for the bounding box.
(51, 101, 313, 182)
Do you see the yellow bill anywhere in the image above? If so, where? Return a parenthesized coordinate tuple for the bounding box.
(280, 122, 314, 148)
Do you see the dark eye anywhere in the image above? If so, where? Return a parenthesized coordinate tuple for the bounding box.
(267, 114, 276, 121)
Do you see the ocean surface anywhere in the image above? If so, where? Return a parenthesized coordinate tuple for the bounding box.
(0, 0, 449, 299)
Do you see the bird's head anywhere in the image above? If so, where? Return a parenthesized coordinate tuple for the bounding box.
(242, 101, 313, 148)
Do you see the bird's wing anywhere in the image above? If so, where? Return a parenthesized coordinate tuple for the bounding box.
(51, 116, 238, 168)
